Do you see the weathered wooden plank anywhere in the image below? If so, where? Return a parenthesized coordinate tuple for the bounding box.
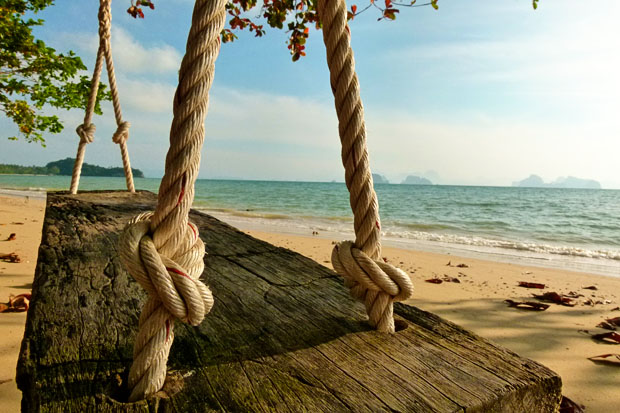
(17, 191, 562, 412)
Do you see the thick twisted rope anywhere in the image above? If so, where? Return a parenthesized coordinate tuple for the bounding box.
(70, 0, 135, 194)
(120, 213, 213, 401)
(317, 0, 413, 332)
(119, 0, 227, 401)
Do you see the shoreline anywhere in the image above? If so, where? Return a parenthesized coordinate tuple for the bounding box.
(1, 189, 619, 411)
(204, 209, 620, 279)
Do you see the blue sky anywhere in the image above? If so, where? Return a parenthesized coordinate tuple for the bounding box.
(1, 0, 619, 187)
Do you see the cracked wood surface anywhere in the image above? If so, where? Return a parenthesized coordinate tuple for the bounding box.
(17, 191, 562, 412)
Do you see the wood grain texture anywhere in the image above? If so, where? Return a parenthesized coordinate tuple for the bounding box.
(17, 191, 562, 412)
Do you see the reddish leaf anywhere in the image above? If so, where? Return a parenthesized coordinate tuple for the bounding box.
(518, 281, 545, 289)
(606, 317, 620, 326)
(590, 331, 620, 344)
(533, 292, 576, 307)
(0, 293, 31, 313)
(588, 353, 620, 366)
(351, 5, 357, 14)
(559, 396, 585, 413)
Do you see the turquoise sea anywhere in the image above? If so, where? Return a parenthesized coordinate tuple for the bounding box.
(1, 174, 619, 276)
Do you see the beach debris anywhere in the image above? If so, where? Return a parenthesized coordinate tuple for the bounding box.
(565, 291, 584, 298)
(605, 317, 620, 327)
(0, 293, 31, 313)
(10, 222, 24, 225)
(533, 292, 576, 307)
(589, 331, 620, 344)
(425, 278, 443, 284)
(0, 252, 21, 263)
(312, 231, 319, 235)
(445, 261, 469, 268)
(523, 271, 533, 275)
(6, 233, 16, 241)
(443, 276, 460, 283)
(518, 281, 546, 289)
(597, 321, 617, 331)
(612, 307, 620, 311)
(559, 395, 585, 413)
(583, 298, 611, 306)
(504, 299, 549, 311)
(588, 353, 620, 366)
(583, 285, 598, 290)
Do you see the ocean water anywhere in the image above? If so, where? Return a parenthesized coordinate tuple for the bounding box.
(1, 174, 619, 276)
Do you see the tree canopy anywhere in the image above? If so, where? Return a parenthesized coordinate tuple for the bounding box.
(1, 0, 109, 145)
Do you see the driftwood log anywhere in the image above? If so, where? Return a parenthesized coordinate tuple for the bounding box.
(17, 191, 562, 412)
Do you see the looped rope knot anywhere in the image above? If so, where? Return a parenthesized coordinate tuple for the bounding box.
(120, 212, 213, 325)
(76, 123, 96, 144)
(112, 121, 131, 144)
(331, 240, 414, 332)
(119, 212, 213, 400)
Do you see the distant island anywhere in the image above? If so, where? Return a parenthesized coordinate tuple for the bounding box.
(401, 175, 433, 185)
(372, 173, 389, 184)
(512, 174, 601, 189)
(0, 157, 144, 178)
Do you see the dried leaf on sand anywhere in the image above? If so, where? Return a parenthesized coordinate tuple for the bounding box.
(597, 321, 617, 331)
(0, 252, 21, 263)
(588, 353, 620, 366)
(597, 317, 620, 331)
(425, 278, 443, 284)
(518, 281, 545, 289)
(533, 292, 576, 307)
(504, 299, 550, 311)
(0, 293, 31, 313)
(589, 331, 620, 344)
(559, 395, 586, 413)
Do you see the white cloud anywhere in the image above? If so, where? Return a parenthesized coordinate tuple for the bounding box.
(51, 27, 182, 75)
(110, 27, 182, 74)
(206, 87, 340, 150)
(117, 77, 176, 113)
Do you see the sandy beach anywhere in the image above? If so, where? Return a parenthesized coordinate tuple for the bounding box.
(0, 192, 46, 412)
(1, 191, 619, 411)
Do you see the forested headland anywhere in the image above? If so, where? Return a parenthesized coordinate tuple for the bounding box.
(0, 158, 144, 178)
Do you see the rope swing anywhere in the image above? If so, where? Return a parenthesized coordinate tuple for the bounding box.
(120, 0, 225, 401)
(316, 0, 414, 333)
(70, 0, 135, 194)
(118, 0, 413, 400)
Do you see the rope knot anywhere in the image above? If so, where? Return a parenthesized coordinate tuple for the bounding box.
(331, 241, 414, 332)
(112, 121, 131, 144)
(76, 123, 96, 144)
(119, 213, 213, 326)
